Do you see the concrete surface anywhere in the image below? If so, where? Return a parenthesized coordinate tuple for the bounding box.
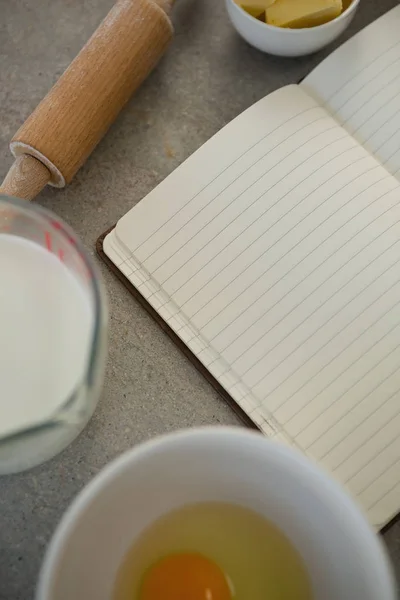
(1, 0, 400, 597)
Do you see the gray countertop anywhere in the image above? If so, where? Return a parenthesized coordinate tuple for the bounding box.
(1, 0, 400, 597)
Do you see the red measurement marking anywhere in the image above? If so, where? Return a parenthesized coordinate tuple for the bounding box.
(51, 220, 62, 231)
(49, 220, 92, 281)
(50, 219, 76, 246)
(45, 231, 52, 251)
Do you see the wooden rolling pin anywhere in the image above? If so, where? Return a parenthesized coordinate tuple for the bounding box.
(0, 0, 174, 201)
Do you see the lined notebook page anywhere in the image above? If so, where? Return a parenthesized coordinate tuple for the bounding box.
(106, 85, 400, 528)
(302, 5, 400, 179)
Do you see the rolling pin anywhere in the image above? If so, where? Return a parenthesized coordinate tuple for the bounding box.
(0, 0, 174, 201)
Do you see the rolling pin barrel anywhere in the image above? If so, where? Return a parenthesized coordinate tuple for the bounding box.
(0, 0, 173, 200)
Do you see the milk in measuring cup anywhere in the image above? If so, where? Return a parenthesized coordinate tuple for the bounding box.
(0, 234, 93, 437)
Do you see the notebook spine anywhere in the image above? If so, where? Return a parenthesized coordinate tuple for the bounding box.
(129, 257, 291, 442)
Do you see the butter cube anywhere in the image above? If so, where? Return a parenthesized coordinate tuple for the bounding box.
(237, 0, 276, 20)
(266, 0, 342, 28)
(239, 0, 276, 7)
(240, 5, 265, 19)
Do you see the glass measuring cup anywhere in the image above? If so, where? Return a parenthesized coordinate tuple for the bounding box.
(0, 196, 107, 474)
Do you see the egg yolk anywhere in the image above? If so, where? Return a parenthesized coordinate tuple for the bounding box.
(139, 552, 232, 600)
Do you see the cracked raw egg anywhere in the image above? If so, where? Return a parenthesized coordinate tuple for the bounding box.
(113, 502, 312, 600)
(139, 552, 232, 600)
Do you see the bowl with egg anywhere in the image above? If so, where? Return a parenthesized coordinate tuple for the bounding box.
(36, 428, 395, 600)
(226, 0, 360, 56)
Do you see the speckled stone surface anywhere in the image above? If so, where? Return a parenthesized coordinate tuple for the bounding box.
(1, 0, 400, 597)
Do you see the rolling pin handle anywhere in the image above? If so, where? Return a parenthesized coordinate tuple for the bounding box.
(0, 155, 51, 201)
(154, 0, 175, 10)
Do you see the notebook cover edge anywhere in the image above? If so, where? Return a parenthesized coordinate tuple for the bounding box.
(96, 227, 258, 433)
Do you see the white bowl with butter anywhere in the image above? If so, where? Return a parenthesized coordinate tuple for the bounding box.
(226, 0, 360, 57)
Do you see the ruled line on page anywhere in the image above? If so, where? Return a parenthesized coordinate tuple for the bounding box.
(237, 244, 400, 387)
(162, 151, 380, 332)
(347, 88, 400, 135)
(247, 246, 400, 412)
(367, 480, 400, 513)
(216, 269, 400, 415)
(206, 176, 393, 353)
(329, 418, 400, 517)
(241, 276, 399, 436)
(325, 385, 400, 473)
(235, 223, 400, 384)
(300, 6, 400, 183)
(118, 108, 325, 274)
(290, 358, 400, 469)
(250, 288, 400, 429)
(298, 331, 400, 449)
(171, 152, 368, 307)
(324, 40, 400, 107)
(132, 127, 357, 305)
(362, 106, 400, 147)
(148, 122, 344, 284)
(358, 115, 400, 179)
(152, 173, 396, 384)
(342, 78, 400, 129)
(382, 133, 400, 166)
(336, 417, 400, 497)
(281, 286, 400, 433)
(182, 175, 393, 343)
(309, 359, 400, 458)
(156, 141, 359, 311)
(332, 53, 400, 114)
(125, 106, 319, 259)
(356, 455, 400, 509)
(339, 89, 400, 178)
(348, 438, 400, 494)
(301, 7, 400, 110)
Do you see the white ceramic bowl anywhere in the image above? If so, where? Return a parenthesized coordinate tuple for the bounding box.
(36, 427, 395, 600)
(226, 0, 360, 57)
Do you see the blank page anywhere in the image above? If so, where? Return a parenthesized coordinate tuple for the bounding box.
(106, 85, 400, 528)
(302, 5, 400, 180)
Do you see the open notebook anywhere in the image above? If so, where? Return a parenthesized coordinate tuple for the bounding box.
(101, 5, 400, 530)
